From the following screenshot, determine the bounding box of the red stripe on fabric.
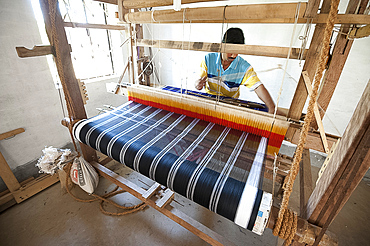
[129,96,284,149]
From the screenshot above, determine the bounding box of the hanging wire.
[215,5,229,109]
[272,2,301,120]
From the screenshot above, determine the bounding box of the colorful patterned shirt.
[200,53,262,98]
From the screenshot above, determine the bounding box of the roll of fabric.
[74,101,272,234]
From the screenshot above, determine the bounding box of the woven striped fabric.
[73,101,272,234]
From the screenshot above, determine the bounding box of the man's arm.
[254,84,276,114]
[195,76,207,90]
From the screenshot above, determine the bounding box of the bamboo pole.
[64,22,126,30]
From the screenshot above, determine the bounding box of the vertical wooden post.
[312,0,369,129]
[285,0,331,140]
[299,148,313,218]
[306,81,370,243]
[0,152,21,193]
[38,0,97,162]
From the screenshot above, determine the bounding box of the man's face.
[221,53,238,63]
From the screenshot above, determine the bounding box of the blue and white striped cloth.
[73,101,272,233]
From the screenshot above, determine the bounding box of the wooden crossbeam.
[16,45,54,58]
[136,39,308,60]
[302,71,330,153]
[64,22,126,30]
[125,3,307,23]
[97,0,223,8]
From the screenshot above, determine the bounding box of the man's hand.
[195,77,207,90]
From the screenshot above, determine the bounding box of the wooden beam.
[306,81,370,228]
[92,161,235,246]
[299,148,313,218]
[94,0,223,8]
[0,128,25,141]
[314,0,369,129]
[16,45,54,58]
[12,174,60,203]
[349,24,370,38]
[64,22,126,30]
[125,3,307,23]
[38,0,97,162]
[302,71,330,153]
[304,0,321,18]
[285,0,331,140]
[93,161,337,245]
[136,39,308,60]
[286,124,339,153]
[123,0,223,9]
[0,152,21,193]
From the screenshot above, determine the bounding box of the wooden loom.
[16,0,370,245]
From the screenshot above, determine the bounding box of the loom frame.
[26,0,370,245]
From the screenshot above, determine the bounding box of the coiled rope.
[65,163,147,216]
[273,0,340,244]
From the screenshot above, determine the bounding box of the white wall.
[0,0,125,184]
[142,0,370,136]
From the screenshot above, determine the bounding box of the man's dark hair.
[222,28,245,44]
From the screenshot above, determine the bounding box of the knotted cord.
[273,0,340,244]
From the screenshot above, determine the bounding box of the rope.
[273,0,340,244]
[65,163,147,216]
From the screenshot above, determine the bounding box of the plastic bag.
[70,156,99,194]
[36,146,77,175]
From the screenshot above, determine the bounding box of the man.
[195,28,277,114]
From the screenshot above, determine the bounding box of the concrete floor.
[0,149,369,246]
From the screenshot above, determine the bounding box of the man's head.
[222,28,245,45]
[221,28,244,63]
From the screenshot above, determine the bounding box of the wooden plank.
[0,128,25,141]
[12,173,60,203]
[125,3,307,23]
[142,183,161,199]
[304,0,321,18]
[123,0,223,9]
[349,24,370,38]
[138,14,370,24]
[137,39,308,60]
[0,152,21,193]
[39,0,97,162]
[156,188,175,208]
[306,81,370,225]
[299,148,313,218]
[94,0,223,8]
[64,22,126,30]
[314,0,369,129]
[287,124,339,153]
[16,45,53,58]
[302,71,330,153]
[91,161,234,246]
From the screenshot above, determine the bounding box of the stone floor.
[0,149,369,246]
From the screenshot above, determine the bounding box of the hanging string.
[273,0,340,244]
[298,18,313,66]
[273,2,301,120]
[215,5,228,109]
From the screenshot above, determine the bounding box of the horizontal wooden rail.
[136,39,308,59]
[95,0,222,8]
[16,45,53,58]
[64,22,126,30]
[125,3,307,23]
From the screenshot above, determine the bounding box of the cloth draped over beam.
[73,101,272,234]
